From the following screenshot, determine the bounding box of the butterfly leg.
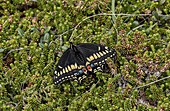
[77,75,86,85]
[95,64,110,73]
[90,71,98,83]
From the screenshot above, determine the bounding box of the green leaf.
[61,45,68,51]
[44,33,50,41]
[31,27,39,32]
[0,48,5,53]
[17,28,24,36]
[44,27,51,33]
[39,43,44,48]
[160,0,166,5]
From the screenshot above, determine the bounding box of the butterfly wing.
[77,43,116,72]
[53,48,85,84]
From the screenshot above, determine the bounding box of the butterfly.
[53,43,116,84]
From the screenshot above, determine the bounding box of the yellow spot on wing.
[105,50,109,53]
[74,63,78,68]
[68,65,71,71]
[102,51,106,55]
[93,53,98,59]
[96,53,101,58]
[58,65,62,68]
[62,68,65,73]
[60,71,62,75]
[65,67,69,73]
[87,57,91,61]
[57,73,60,77]
[99,52,103,56]
[89,55,94,61]
[55,71,57,74]
[86,62,90,66]
[71,64,75,70]
[98,46,101,51]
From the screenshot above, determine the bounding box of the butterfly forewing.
[54,48,85,84]
[76,43,104,57]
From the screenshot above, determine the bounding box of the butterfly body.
[53,43,116,84]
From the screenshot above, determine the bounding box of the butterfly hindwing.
[77,43,116,72]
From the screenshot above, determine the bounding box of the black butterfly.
[53,43,116,84]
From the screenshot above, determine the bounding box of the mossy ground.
[0,0,170,111]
